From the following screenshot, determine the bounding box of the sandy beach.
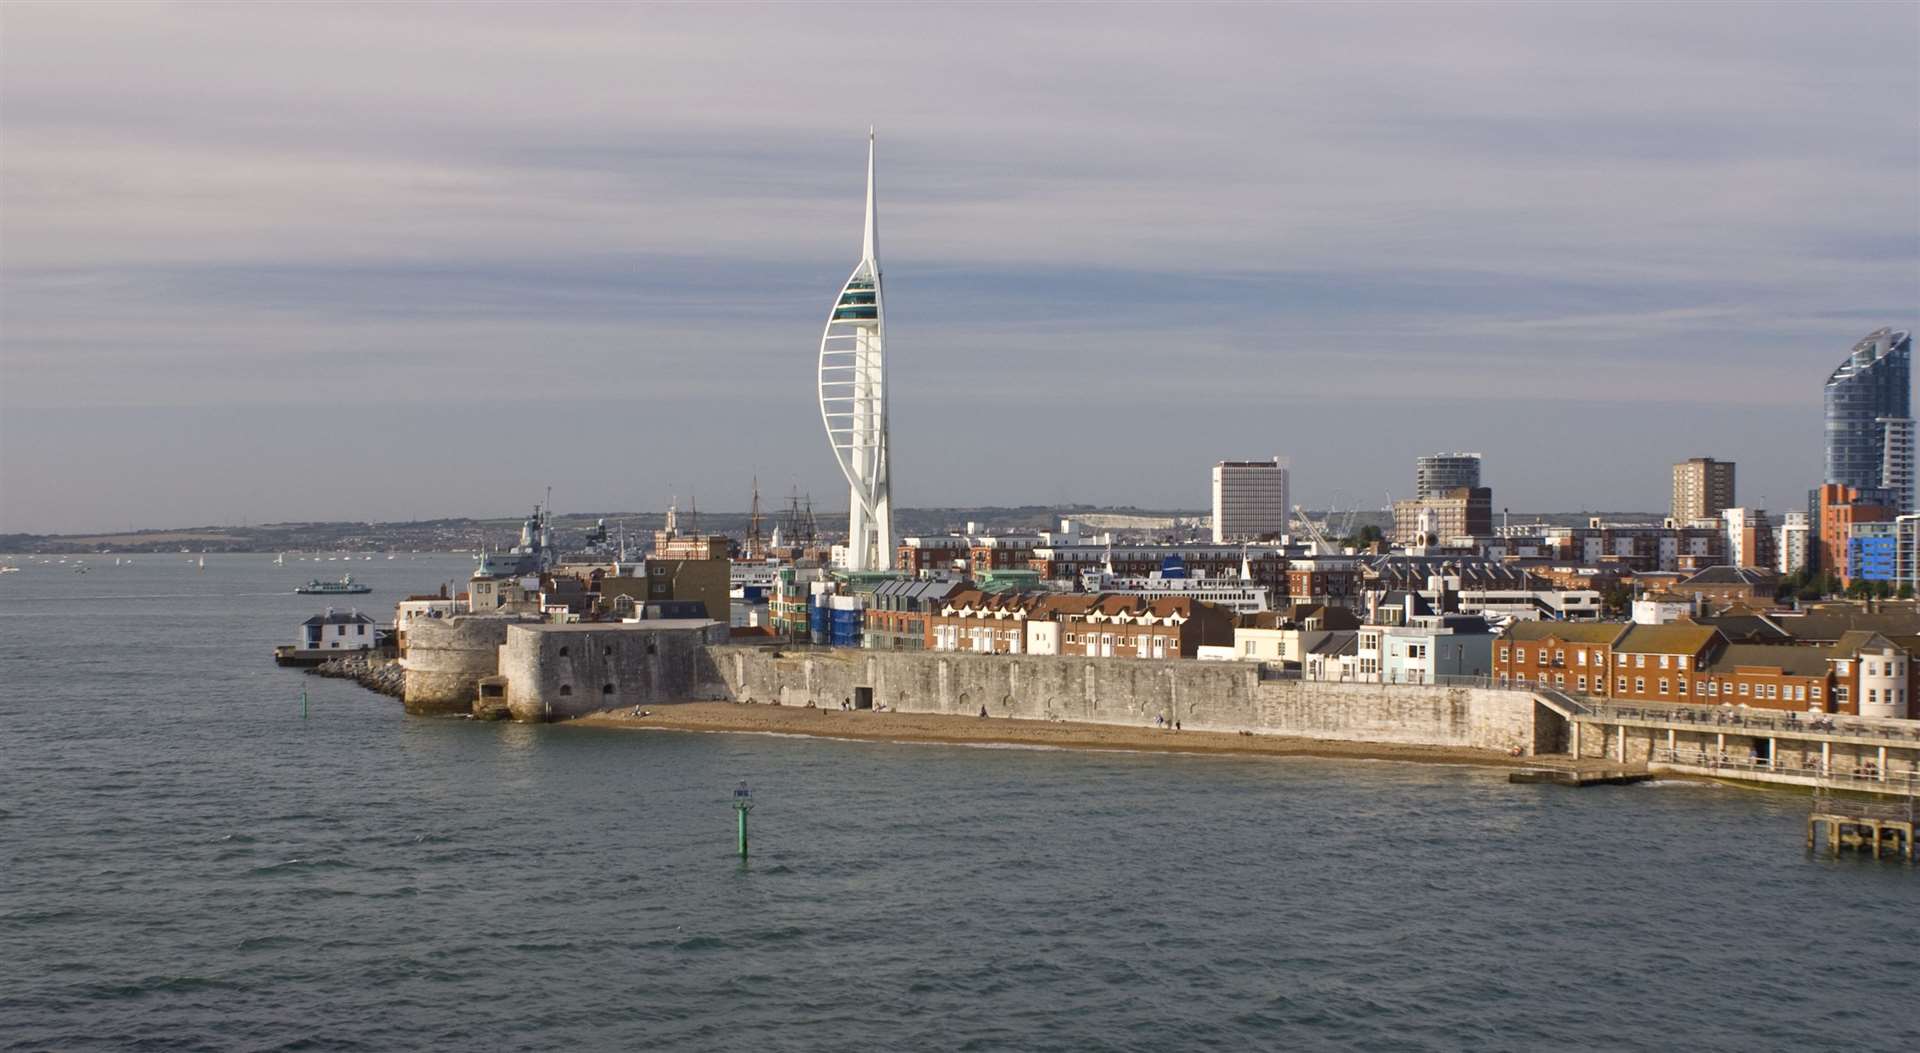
[571,702,1543,768]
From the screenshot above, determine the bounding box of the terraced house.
[927,590,1235,660]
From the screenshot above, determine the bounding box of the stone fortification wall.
[705,647,1536,754]
[400,616,520,715]
[501,621,730,722]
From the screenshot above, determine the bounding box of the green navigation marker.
[732,780,753,859]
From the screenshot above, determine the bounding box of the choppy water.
[1,555,1913,1051]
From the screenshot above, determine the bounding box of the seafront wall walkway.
[1558,699,1920,798]
[699,647,1544,755]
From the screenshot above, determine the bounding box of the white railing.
[1650,747,1920,795]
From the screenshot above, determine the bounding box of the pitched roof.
[1704,644,1830,678]
[1681,565,1779,586]
[1501,621,1627,645]
[1308,631,1358,656]
[1830,630,1898,657]
[1769,612,1920,642]
[302,610,375,626]
[1614,623,1723,655]
[1696,613,1792,643]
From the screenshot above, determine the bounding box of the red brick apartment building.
[1495,622,1626,696]
[1607,624,1722,703]
[1493,620,1916,718]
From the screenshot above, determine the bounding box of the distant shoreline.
[572,702,1544,769]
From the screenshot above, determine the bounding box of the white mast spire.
[863,126,878,265]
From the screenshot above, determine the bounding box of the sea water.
[1,556,1913,1051]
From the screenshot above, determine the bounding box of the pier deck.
[1808,792,1916,860]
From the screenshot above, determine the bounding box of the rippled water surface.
[1,556,1914,1051]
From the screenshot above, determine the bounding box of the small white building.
[395,596,460,647]
[1631,592,1695,625]
[299,609,377,651]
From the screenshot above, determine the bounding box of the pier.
[1538,694,1920,799]
[1807,791,1916,860]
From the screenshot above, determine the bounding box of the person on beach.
[1155,715,1164,729]
[1174,720,1181,732]
[979,705,988,718]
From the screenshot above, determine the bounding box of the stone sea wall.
[700,647,1537,754]
[499,621,732,722]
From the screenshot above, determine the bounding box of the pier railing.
[1651,746,1920,795]
[1579,700,1920,743]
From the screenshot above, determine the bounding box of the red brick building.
[1817,483,1894,584]
[1494,622,1627,694]
[1604,624,1722,703]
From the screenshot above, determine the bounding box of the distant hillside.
[0,506,1665,554]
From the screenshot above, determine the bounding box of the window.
[1678,679,1689,695]
[559,685,573,696]
[558,646,569,657]
[1812,686,1822,700]
[1499,647,1510,662]
[1577,676,1588,691]
[1617,677,1627,692]
[1708,681,1719,696]
[602,684,614,695]
[1634,677,1645,692]
[1554,650,1564,663]
[1576,651,1587,666]
[1554,674,1565,687]
[1538,649,1548,662]
[356,624,366,635]
[1658,655,1669,669]
[1635,654,1646,668]
[1676,656,1687,671]
[1658,679,1669,695]
[1738,683,1749,696]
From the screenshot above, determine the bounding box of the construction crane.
[1291,504,1337,554]
[1325,490,1359,540]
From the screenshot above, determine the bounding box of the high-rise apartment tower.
[1672,458,1735,522]
[1825,328,1912,506]
[1415,453,1482,500]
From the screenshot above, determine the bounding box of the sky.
[2,2,1916,535]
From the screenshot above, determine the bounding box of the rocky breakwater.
[310,652,404,699]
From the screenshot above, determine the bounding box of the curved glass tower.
[817,131,893,571]
[1824,327,1912,495]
